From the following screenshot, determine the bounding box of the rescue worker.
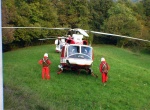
[39,53,51,80]
[99,57,110,86]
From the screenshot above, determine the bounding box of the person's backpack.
[102,63,108,73]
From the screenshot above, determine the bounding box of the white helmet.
[44,53,48,57]
[101,57,105,61]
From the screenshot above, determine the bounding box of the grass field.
[3,44,150,110]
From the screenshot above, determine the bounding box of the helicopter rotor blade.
[72,28,89,37]
[38,38,57,40]
[43,27,70,30]
[57,36,67,39]
[45,38,56,40]
[91,31,150,43]
[3,27,149,42]
[38,36,67,40]
[2,27,43,29]
[2,27,70,30]
[2,27,69,40]
[38,38,47,41]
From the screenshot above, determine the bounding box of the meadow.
[3,44,150,110]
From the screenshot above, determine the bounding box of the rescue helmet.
[44,53,48,57]
[101,57,105,61]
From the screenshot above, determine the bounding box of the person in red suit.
[39,53,51,80]
[99,57,110,86]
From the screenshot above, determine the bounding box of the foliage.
[102,2,144,47]
[2,0,59,46]
[2,0,16,44]
[141,0,150,17]
[89,0,114,31]
[48,0,90,29]
[2,0,150,50]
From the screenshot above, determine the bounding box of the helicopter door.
[61,46,65,57]
[60,46,65,63]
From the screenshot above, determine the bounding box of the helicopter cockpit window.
[68,45,92,59]
[81,46,92,57]
[68,45,80,56]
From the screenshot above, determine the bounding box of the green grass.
[3,44,150,110]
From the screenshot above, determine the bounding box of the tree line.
[2,0,150,51]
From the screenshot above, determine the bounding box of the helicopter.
[2,27,95,75]
[55,28,94,75]
[2,27,150,75]
[48,28,150,75]
[47,28,150,75]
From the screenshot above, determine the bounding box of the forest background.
[2,0,150,52]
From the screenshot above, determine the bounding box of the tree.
[140,0,150,40]
[54,1,69,27]
[4,0,59,46]
[89,0,114,31]
[56,0,90,29]
[103,3,143,47]
[2,0,16,44]
[141,0,150,17]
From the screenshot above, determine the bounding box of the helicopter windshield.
[68,45,79,55]
[68,45,92,59]
[81,46,92,56]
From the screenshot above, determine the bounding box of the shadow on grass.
[4,85,50,110]
[59,69,92,77]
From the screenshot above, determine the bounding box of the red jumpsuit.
[39,57,51,80]
[99,61,109,83]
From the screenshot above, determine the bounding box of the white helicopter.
[2,27,150,75]
[53,28,150,75]
[55,28,94,75]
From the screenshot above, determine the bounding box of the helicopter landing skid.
[57,65,63,74]
[57,69,63,74]
[91,73,98,78]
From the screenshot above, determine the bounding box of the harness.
[42,58,49,67]
[102,62,108,73]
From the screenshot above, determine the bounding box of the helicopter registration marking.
[61,58,66,63]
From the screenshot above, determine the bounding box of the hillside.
[3,0,150,51]
[3,44,150,110]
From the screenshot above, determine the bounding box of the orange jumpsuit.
[39,57,51,80]
[99,61,109,83]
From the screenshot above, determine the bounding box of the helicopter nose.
[67,59,93,66]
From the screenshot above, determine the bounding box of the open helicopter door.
[55,37,66,52]
[60,45,67,64]
[58,45,68,71]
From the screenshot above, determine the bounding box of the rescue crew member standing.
[39,53,51,80]
[99,57,110,86]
